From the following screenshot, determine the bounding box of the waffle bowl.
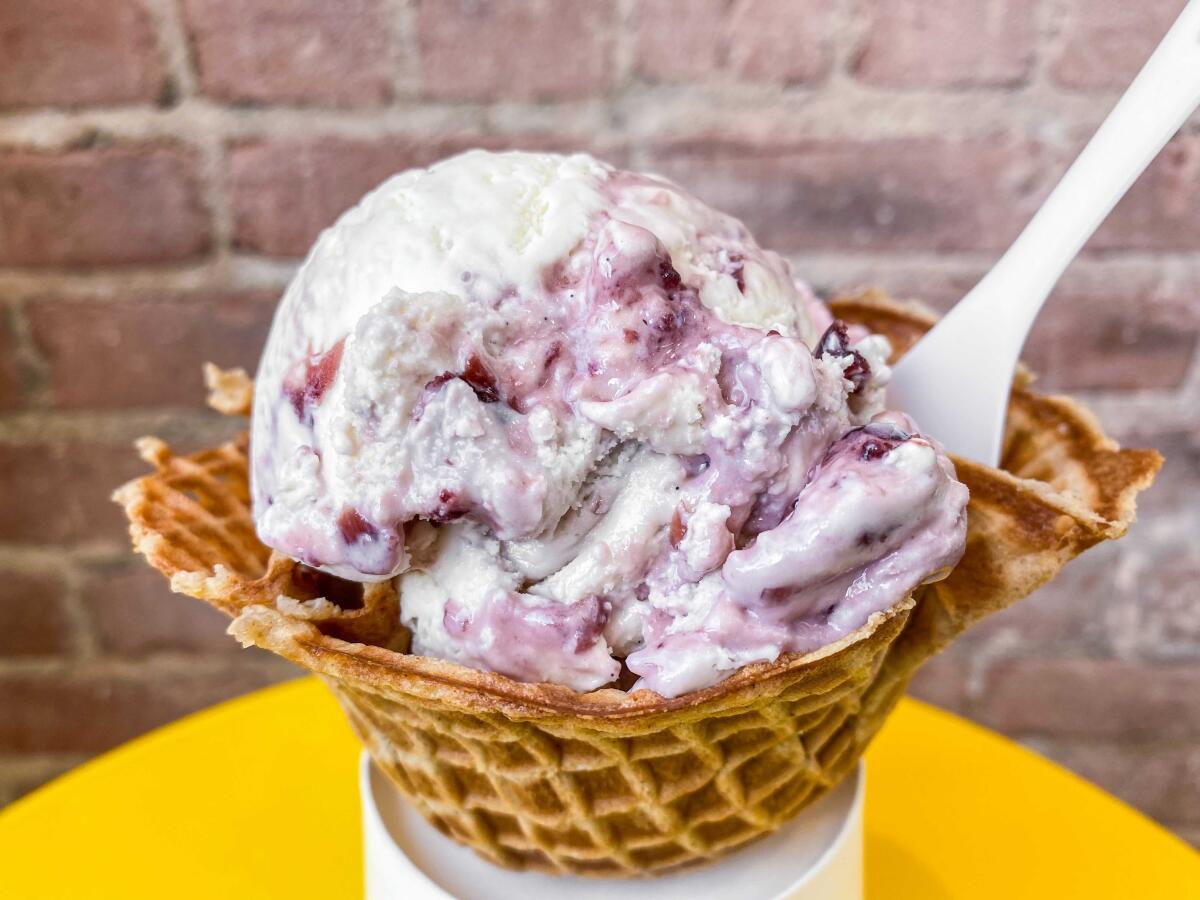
[114,292,1160,877]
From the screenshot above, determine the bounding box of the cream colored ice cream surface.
[251,150,967,697]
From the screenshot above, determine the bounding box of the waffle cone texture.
[115,293,1161,876]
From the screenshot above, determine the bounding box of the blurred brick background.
[0,0,1197,846]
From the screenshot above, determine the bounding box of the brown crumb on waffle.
[113,291,1161,877]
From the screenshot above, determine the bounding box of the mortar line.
[142,0,200,101]
[0,297,51,408]
[58,560,101,660]
[383,0,420,100]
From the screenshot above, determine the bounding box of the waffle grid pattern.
[117,437,268,588]
[114,294,1160,877]
[115,404,919,875]
[334,650,891,875]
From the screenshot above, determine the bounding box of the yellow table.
[1,679,1195,898]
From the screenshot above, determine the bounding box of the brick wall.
[0,0,1196,845]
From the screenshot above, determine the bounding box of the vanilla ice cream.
[251,150,968,697]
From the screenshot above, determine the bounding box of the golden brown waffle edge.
[112,291,1161,876]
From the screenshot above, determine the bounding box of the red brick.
[1133,547,1200,662]
[228,135,620,258]
[854,0,1035,88]
[27,292,276,409]
[726,0,831,84]
[976,659,1200,740]
[1106,430,1198,530]
[0,441,152,546]
[947,555,1122,658]
[1147,433,1200,506]
[1090,134,1200,252]
[416,0,616,101]
[907,653,972,714]
[228,137,441,257]
[0,0,166,109]
[1093,433,1200,661]
[181,0,391,107]
[0,571,72,657]
[1024,282,1198,391]
[646,136,1056,254]
[0,417,253,548]
[84,564,238,655]
[1050,0,1180,90]
[0,315,22,409]
[635,0,726,82]
[0,144,211,268]
[0,664,295,754]
[1034,739,1200,826]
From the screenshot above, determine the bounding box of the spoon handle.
[891,0,1200,464]
[971,0,1200,343]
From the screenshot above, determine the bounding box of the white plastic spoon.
[888,0,1200,466]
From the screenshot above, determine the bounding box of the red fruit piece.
[819,422,911,468]
[658,258,683,292]
[337,508,378,545]
[285,338,346,421]
[420,354,517,414]
[553,595,610,653]
[461,354,501,404]
[816,320,871,395]
[669,509,687,547]
[428,488,468,523]
[859,440,889,461]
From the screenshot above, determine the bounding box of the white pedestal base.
[361,754,864,900]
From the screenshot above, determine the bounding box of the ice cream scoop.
[251,150,968,696]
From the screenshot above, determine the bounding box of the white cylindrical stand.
[361,754,864,900]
